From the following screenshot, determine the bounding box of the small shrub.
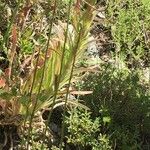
[106,0,150,68]
[65,108,112,150]
[79,63,150,149]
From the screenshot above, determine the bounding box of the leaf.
[4,68,11,77]
[8,24,18,78]
[11,24,17,50]
[103,116,111,124]
[70,90,93,95]
[0,99,7,112]
[0,77,6,88]
[0,89,13,100]
[52,99,90,110]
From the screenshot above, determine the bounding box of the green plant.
[106,0,150,68]
[65,108,112,150]
[0,0,97,149]
[79,63,150,149]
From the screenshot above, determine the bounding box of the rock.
[87,36,99,57]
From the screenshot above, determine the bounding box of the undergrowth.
[0,0,149,150]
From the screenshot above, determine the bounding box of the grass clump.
[0,0,97,149]
[65,108,112,150]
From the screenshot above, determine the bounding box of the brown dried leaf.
[70,90,93,95]
[0,77,6,88]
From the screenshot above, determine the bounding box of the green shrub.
[106,0,150,68]
[79,64,150,149]
[65,108,112,150]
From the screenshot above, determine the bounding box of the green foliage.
[0,0,97,148]
[65,108,112,150]
[106,0,150,67]
[0,0,149,149]
[20,0,96,116]
[79,63,150,149]
[0,0,96,116]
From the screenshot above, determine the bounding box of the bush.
[106,0,150,68]
[65,108,112,150]
[79,63,150,149]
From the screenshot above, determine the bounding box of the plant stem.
[1,0,21,52]
[59,29,82,150]
[40,0,73,149]
[26,0,57,149]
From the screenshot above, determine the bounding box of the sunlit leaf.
[70,90,93,95]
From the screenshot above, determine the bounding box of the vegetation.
[0,0,149,149]
[78,64,149,149]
